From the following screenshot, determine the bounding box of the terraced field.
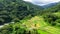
[20,16,60,34]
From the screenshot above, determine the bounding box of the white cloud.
[23,0,32,2]
[23,0,60,6]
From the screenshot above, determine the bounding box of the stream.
[0,22,14,28]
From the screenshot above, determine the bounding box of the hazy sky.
[23,0,60,6]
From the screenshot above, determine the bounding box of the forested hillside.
[42,3,60,26]
[0,0,43,25]
[0,0,60,34]
[42,3,58,8]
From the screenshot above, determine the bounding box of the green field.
[20,16,60,34]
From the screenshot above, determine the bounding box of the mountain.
[1,0,60,34]
[41,2,60,26]
[43,2,60,13]
[0,0,43,25]
[1,6,60,34]
[42,3,58,8]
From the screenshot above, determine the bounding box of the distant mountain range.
[42,3,58,8]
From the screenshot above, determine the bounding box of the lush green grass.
[0,15,60,34]
[20,16,60,34]
[37,30,48,34]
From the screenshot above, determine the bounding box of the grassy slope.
[20,16,60,34]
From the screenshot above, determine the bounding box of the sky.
[23,0,60,6]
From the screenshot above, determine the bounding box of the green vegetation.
[0,0,60,34]
[1,16,60,34]
[0,0,43,25]
[0,16,49,34]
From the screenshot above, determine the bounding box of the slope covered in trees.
[0,0,43,25]
[0,0,60,34]
[42,3,60,26]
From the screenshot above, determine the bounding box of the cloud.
[23,0,60,6]
[23,0,32,2]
